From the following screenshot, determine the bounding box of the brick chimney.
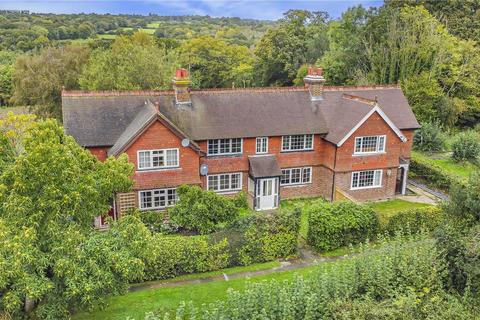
[172,68,191,105]
[304,67,326,101]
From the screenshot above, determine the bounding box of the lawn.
[412,151,478,179]
[369,199,433,226]
[72,262,332,320]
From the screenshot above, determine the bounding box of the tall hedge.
[307,201,379,251]
[385,206,445,235]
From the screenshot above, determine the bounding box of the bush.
[451,131,480,161]
[410,152,463,192]
[168,185,240,234]
[214,209,301,266]
[136,210,179,234]
[413,121,447,152]
[143,234,230,281]
[385,206,445,235]
[307,201,379,251]
[446,171,480,222]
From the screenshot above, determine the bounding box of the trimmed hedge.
[143,234,229,281]
[214,209,301,266]
[410,152,463,192]
[307,201,379,251]
[385,206,446,235]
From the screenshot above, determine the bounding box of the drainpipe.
[330,145,338,202]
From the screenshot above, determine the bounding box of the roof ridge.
[341,93,377,105]
[62,84,401,97]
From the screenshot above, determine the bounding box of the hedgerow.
[385,206,446,235]
[307,201,379,251]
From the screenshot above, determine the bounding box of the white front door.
[257,178,278,210]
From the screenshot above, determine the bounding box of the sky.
[0,1,383,20]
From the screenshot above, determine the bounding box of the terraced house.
[62,68,420,227]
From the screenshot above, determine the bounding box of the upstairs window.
[351,170,382,189]
[354,136,386,154]
[138,148,179,170]
[281,167,312,186]
[207,172,242,192]
[207,138,243,156]
[256,137,268,154]
[281,134,314,152]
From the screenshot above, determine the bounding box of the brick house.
[62,68,419,226]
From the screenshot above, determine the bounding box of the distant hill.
[0,12,277,51]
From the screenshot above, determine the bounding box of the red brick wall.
[124,120,201,190]
[88,147,109,161]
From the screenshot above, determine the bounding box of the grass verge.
[369,199,433,227]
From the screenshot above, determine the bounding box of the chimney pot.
[172,68,191,105]
[304,66,326,101]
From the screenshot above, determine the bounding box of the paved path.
[130,247,349,292]
[409,180,449,201]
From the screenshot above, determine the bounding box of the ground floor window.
[351,170,382,190]
[139,188,177,210]
[280,167,312,186]
[207,172,242,192]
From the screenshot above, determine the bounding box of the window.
[207,138,243,155]
[137,149,179,170]
[354,136,386,154]
[139,188,177,210]
[281,134,314,151]
[207,173,242,192]
[351,170,382,189]
[256,137,268,154]
[281,167,312,185]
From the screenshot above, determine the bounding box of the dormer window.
[354,136,386,155]
[137,148,179,170]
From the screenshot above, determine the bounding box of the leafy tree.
[11,44,90,119]
[451,131,480,162]
[168,185,239,234]
[79,31,177,90]
[178,36,254,88]
[0,51,16,106]
[413,121,447,152]
[254,10,330,86]
[446,170,480,222]
[0,114,140,318]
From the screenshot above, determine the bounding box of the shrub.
[446,171,480,222]
[410,152,463,192]
[385,206,445,235]
[232,191,248,209]
[143,234,230,281]
[214,209,301,266]
[168,185,239,234]
[413,121,447,152]
[136,210,179,234]
[307,201,379,251]
[451,131,480,161]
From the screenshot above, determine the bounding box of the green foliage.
[307,201,379,251]
[451,131,480,162]
[0,115,136,318]
[410,151,464,192]
[178,36,254,88]
[413,121,447,152]
[152,235,479,320]
[232,191,248,209]
[446,171,480,222]
[385,206,445,235]
[168,185,240,234]
[135,209,179,234]
[79,31,177,90]
[143,234,230,281]
[12,44,90,119]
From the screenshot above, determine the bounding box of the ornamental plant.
[451,131,480,162]
[307,201,379,251]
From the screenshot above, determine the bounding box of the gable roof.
[62,85,420,148]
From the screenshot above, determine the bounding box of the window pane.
[231,138,242,153]
[140,191,152,208]
[290,135,304,150]
[138,151,150,169]
[282,136,290,150]
[378,136,385,152]
[256,137,267,153]
[355,138,362,153]
[352,172,359,188]
[302,168,311,183]
[208,140,218,155]
[374,170,382,186]
[291,168,301,183]
[219,174,230,190]
[167,189,177,206]
[166,149,178,166]
[208,175,218,191]
[305,135,313,149]
[281,169,290,185]
[231,173,240,189]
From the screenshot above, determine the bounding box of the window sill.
[352,152,386,157]
[281,182,312,188]
[350,185,382,191]
[210,190,242,195]
[206,154,243,158]
[136,167,181,173]
[280,149,314,153]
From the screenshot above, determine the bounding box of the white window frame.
[350,170,383,190]
[207,138,243,156]
[280,167,312,186]
[138,188,178,210]
[256,137,268,154]
[137,148,179,170]
[354,135,386,155]
[281,134,314,152]
[207,172,243,193]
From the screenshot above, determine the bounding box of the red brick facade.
[87,111,415,211]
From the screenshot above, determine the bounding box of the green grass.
[72,262,333,320]
[413,151,477,179]
[97,34,117,39]
[369,199,433,226]
[147,22,160,28]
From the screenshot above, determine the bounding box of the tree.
[79,31,177,90]
[254,10,330,86]
[11,44,90,119]
[178,36,254,88]
[0,51,16,106]
[0,114,143,318]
